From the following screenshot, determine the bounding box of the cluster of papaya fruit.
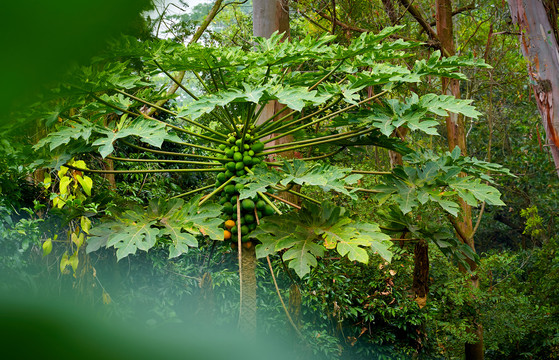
[215,127,275,245]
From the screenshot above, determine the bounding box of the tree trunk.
[412,240,429,308]
[239,245,257,336]
[436,0,482,358]
[507,0,559,177]
[235,0,291,336]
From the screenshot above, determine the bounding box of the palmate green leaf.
[280,160,361,199]
[237,166,282,200]
[375,148,506,216]
[176,197,224,241]
[92,117,169,158]
[419,94,482,118]
[34,118,94,151]
[251,202,392,278]
[106,221,159,260]
[87,197,223,260]
[266,85,326,111]
[413,51,490,80]
[353,223,393,261]
[366,93,480,137]
[87,206,161,260]
[447,177,506,206]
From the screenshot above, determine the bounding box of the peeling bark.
[508,0,559,177]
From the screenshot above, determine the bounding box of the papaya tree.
[33,26,509,335]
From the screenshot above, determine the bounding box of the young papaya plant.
[33,26,508,333]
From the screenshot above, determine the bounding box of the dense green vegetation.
[1,1,558,359]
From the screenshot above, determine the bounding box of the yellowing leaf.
[76,175,93,196]
[80,216,92,234]
[59,176,71,195]
[42,239,53,256]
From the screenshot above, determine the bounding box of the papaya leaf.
[280,160,361,199]
[93,117,169,158]
[237,166,282,200]
[447,177,506,206]
[252,202,392,278]
[87,197,223,259]
[34,119,94,151]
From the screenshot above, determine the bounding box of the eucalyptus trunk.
[507,0,559,178]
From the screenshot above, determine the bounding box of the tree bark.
[235,0,292,336]
[239,245,257,336]
[436,1,482,358]
[412,240,429,308]
[507,0,559,177]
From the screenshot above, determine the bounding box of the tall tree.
[436,2,482,359]
[507,0,559,178]
[235,0,292,337]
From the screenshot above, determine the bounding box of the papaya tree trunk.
[239,245,257,336]
[235,0,291,336]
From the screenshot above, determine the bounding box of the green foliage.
[87,196,223,260]
[251,202,392,277]
[375,146,507,216]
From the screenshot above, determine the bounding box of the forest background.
[0,0,558,359]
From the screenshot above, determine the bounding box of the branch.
[149,0,224,115]
[428,2,476,27]
[447,215,471,244]
[397,0,443,50]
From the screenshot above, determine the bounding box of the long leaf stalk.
[252,104,292,133]
[199,176,235,206]
[263,192,301,210]
[151,64,236,133]
[271,185,321,205]
[205,68,240,128]
[262,147,345,166]
[193,71,213,93]
[120,140,223,161]
[344,186,382,193]
[308,59,345,91]
[218,68,228,91]
[264,91,389,144]
[255,95,343,139]
[152,59,199,100]
[169,184,215,200]
[258,191,282,215]
[351,170,391,175]
[251,103,271,128]
[263,129,360,150]
[296,147,345,161]
[92,93,229,145]
[168,140,226,154]
[205,61,221,92]
[106,155,221,166]
[260,127,375,156]
[63,163,225,174]
[115,89,226,139]
[193,73,239,134]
